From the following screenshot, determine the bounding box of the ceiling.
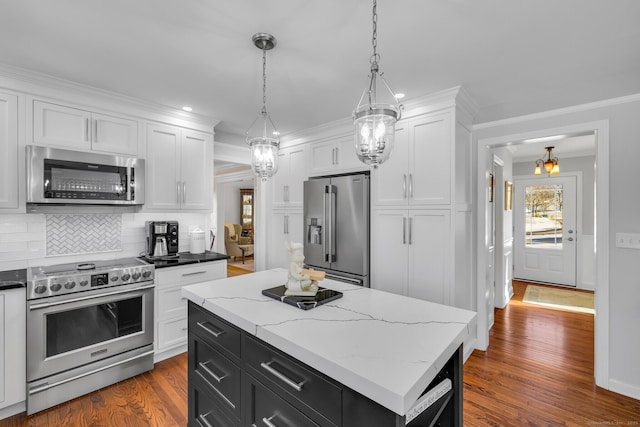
[1,1,640,142]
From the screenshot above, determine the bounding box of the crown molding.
[0,62,220,131]
[473,92,640,131]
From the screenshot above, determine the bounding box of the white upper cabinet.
[309,135,364,175]
[0,92,18,209]
[272,145,308,207]
[33,100,139,156]
[146,123,213,212]
[268,210,303,269]
[373,112,452,207]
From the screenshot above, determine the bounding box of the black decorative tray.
[262,285,343,310]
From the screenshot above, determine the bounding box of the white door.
[180,130,212,211]
[513,176,577,286]
[146,124,181,210]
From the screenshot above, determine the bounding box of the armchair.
[224,223,254,263]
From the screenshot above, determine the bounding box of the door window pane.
[524,184,563,248]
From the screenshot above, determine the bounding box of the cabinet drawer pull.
[182,271,206,277]
[196,413,214,427]
[260,361,305,392]
[199,361,227,383]
[196,370,236,409]
[197,321,225,338]
[262,415,277,427]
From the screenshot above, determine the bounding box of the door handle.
[567,237,574,242]
[403,217,407,244]
[403,174,407,198]
[409,173,413,199]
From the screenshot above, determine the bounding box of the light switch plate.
[615,233,640,249]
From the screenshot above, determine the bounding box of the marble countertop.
[181,268,476,416]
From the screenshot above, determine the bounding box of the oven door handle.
[28,350,155,395]
[28,284,155,310]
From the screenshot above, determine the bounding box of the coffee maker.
[145,221,179,258]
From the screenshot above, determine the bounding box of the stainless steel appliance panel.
[27,283,154,382]
[331,174,369,276]
[26,145,145,206]
[304,173,369,285]
[303,178,331,270]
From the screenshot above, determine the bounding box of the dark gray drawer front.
[190,303,241,360]
[247,375,320,427]
[192,336,242,420]
[190,376,239,427]
[245,336,341,425]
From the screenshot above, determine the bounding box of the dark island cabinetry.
[188,302,462,427]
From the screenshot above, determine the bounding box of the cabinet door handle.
[196,413,214,427]
[262,415,277,427]
[335,147,339,164]
[182,182,187,204]
[199,361,227,383]
[403,217,407,245]
[196,321,225,338]
[182,271,206,277]
[410,173,414,198]
[260,361,305,392]
[85,118,89,142]
[403,174,407,198]
[283,185,289,202]
[94,119,98,142]
[176,182,181,204]
[409,217,413,245]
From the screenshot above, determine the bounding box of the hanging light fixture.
[353,0,403,168]
[534,146,560,175]
[246,33,280,181]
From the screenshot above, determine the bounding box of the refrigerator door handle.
[326,185,337,263]
[324,185,330,262]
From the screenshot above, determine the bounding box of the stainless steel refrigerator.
[303,173,370,287]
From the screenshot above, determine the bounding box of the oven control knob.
[50,283,62,292]
[34,285,47,294]
[64,281,76,290]
[132,272,141,280]
[142,270,152,279]
[121,273,131,281]
[110,275,119,282]
[79,280,89,287]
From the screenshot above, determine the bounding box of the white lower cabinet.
[267,210,303,269]
[371,209,451,305]
[0,288,26,416]
[154,261,226,362]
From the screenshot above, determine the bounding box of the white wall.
[473,94,640,401]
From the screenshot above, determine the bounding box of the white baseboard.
[0,401,25,421]
[609,378,640,401]
[153,344,187,363]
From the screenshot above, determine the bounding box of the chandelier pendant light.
[353,0,403,168]
[246,33,280,181]
[534,146,560,175]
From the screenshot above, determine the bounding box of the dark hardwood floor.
[3,275,639,426]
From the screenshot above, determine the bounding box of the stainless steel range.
[26,258,155,415]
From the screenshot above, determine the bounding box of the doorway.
[476,120,610,388]
[513,175,579,287]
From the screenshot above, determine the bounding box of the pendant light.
[353,0,403,168]
[534,146,560,175]
[246,33,280,181]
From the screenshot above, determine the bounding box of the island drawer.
[190,335,242,420]
[190,374,239,427]
[245,336,341,426]
[189,303,241,360]
[246,374,320,427]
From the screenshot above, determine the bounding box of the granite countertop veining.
[181,268,476,416]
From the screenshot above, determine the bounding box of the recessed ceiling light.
[182,106,193,112]
[394,93,405,100]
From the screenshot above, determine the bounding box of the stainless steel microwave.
[26,145,145,206]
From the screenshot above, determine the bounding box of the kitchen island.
[182,269,476,426]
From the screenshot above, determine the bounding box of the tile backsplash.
[46,214,122,256]
[0,211,211,271]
